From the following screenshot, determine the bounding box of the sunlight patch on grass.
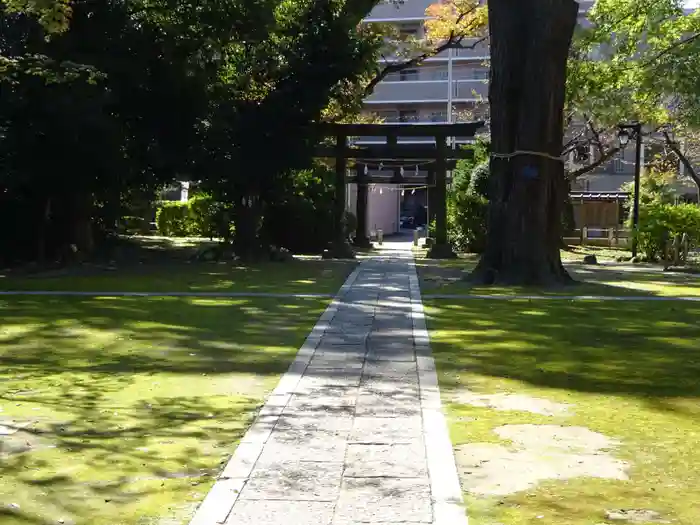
[0,295,327,525]
[425,299,700,525]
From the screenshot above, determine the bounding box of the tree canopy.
[0,0,388,263]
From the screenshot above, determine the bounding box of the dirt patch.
[454,392,572,417]
[0,420,47,457]
[456,424,628,496]
[605,509,671,523]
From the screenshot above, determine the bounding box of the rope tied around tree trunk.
[491,150,565,163]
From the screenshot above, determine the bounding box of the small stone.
[583,254,598,264]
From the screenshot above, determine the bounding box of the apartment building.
[361,0,491,136]
[356,0,697,232]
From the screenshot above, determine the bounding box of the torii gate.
[314,121,484,258]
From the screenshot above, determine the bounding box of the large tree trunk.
[233,195,264,262]
[471,0,579,286]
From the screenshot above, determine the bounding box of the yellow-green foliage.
[156,195,231,238]
[637,202,700,260]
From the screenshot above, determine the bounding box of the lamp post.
[617,122,643,258]
[447,46,453,130]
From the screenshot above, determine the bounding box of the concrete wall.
[346,183,400,237]
[368,184,400,236]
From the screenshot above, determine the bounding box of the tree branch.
[663,130,700,190]
[585,117,606,158]
[363,35,486,96]
[568,146,621,180]
[363,4,486,97]
[643,31,700,68]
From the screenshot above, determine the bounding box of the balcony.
[365,79,488,104]
[427,41,491,61]
[350,119,484,145]
[380,41,491,63]
[364,0,434,22]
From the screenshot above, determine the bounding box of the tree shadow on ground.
[425,299,700,408]
[0,257,357,295]
[416,257,700,297]
[0,295,329,524]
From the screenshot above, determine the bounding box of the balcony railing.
[379,44,491,63]
[364,0,435,21]
[365,79,488,104]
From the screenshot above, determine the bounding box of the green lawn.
[0,259,356,294]
[0,295,329,524]
[425,298,700,525]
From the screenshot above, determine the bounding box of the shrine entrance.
[314,122,484,259]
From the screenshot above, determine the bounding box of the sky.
[685,0,700,8]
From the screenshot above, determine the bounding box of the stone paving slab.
[189,242,467,525]
[255,434,349,465]
[345,441,428,478]
[349,416,423,444]
[225,501,336,525]
[239,461,344,501]
[333,477,432,524]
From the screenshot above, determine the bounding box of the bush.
[468,161,490,198]
[447,157,490,253]
[636,202,700,260]
[156,202,190,236]
[156,195,232,238]
[451,139,490,194]
[262,164,339,253]
[189,195,232,239]
[448,192,488,253]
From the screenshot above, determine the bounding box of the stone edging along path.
[0,291,334,298]
[422,294,700,301]
[2,291,699,302]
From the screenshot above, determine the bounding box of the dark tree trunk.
[233,195,264,262]
[471,0,579,286]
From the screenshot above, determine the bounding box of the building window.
[613,153,625,173]
[398,24,419,37]
[430,111,447,122]
[374,111,398,123]
[400,69,419,81]
[471,68,489,80]
[434,69,449,80]
[399,110,419,123]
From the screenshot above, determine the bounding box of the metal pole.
[447,47,453,132]
[446,47,455,186]
[631,124,642,258]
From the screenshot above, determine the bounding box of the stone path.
[189,240,466,525]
